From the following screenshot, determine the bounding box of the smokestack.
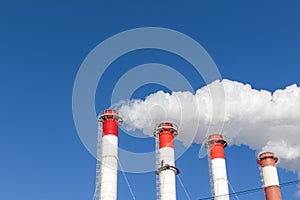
[257,152,282,200]
[155,122,179,200]
[206,134,229,200]
[98,109,122,200]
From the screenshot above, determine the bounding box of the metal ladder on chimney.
[93,125,102,200]
[155,135,161,200]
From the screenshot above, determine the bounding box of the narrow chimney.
[257,152,282,200]
[155,122,179,200]
[206,134,229,200]
[98,110,122,200]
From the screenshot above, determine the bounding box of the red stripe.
[210,143,225,159]
[259,158,276,167]
[257,152,278,167]
[264,185,282,200]
[102,119,118,137]
[159,132,174,148]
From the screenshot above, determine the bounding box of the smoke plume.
[115,79,300,183]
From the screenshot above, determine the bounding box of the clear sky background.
[1,1,300,200]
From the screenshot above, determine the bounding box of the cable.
[281,180,300,187]
[228,181,240,200]
[177,174,191,200]
[198,179,300,200]
[118,160,136,200]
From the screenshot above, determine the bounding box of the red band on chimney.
[264,186,282,200]
[208,134,226,160]
[159,132,174,149]
[257,152,278,167]
[100,110,120,137]
[102,119,118,137]
[210,143,225,159]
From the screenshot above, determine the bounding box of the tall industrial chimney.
[155,122,179,200]
[206,134,229,200]
[97,109,122,200]
[257,152,282,200]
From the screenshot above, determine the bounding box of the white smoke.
[114,79,300,184]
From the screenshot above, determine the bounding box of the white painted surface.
[100,135,118,200]
[262,166,279,187]
[159,147,175,166]
[210,158,229,200]
[159,146,176,200]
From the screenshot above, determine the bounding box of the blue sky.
[1,1,300,200]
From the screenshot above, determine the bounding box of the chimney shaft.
[257,152,282,200]
[155,122,179,200]
[206,134,229,200]
[98,110,122,200]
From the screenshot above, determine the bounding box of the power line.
[119,160,136,200]
[198,179,300,200]
[177,174,191,200]
[228,181,240,200]
[281,180,300,187]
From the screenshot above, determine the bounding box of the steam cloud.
[115,79,300,184]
